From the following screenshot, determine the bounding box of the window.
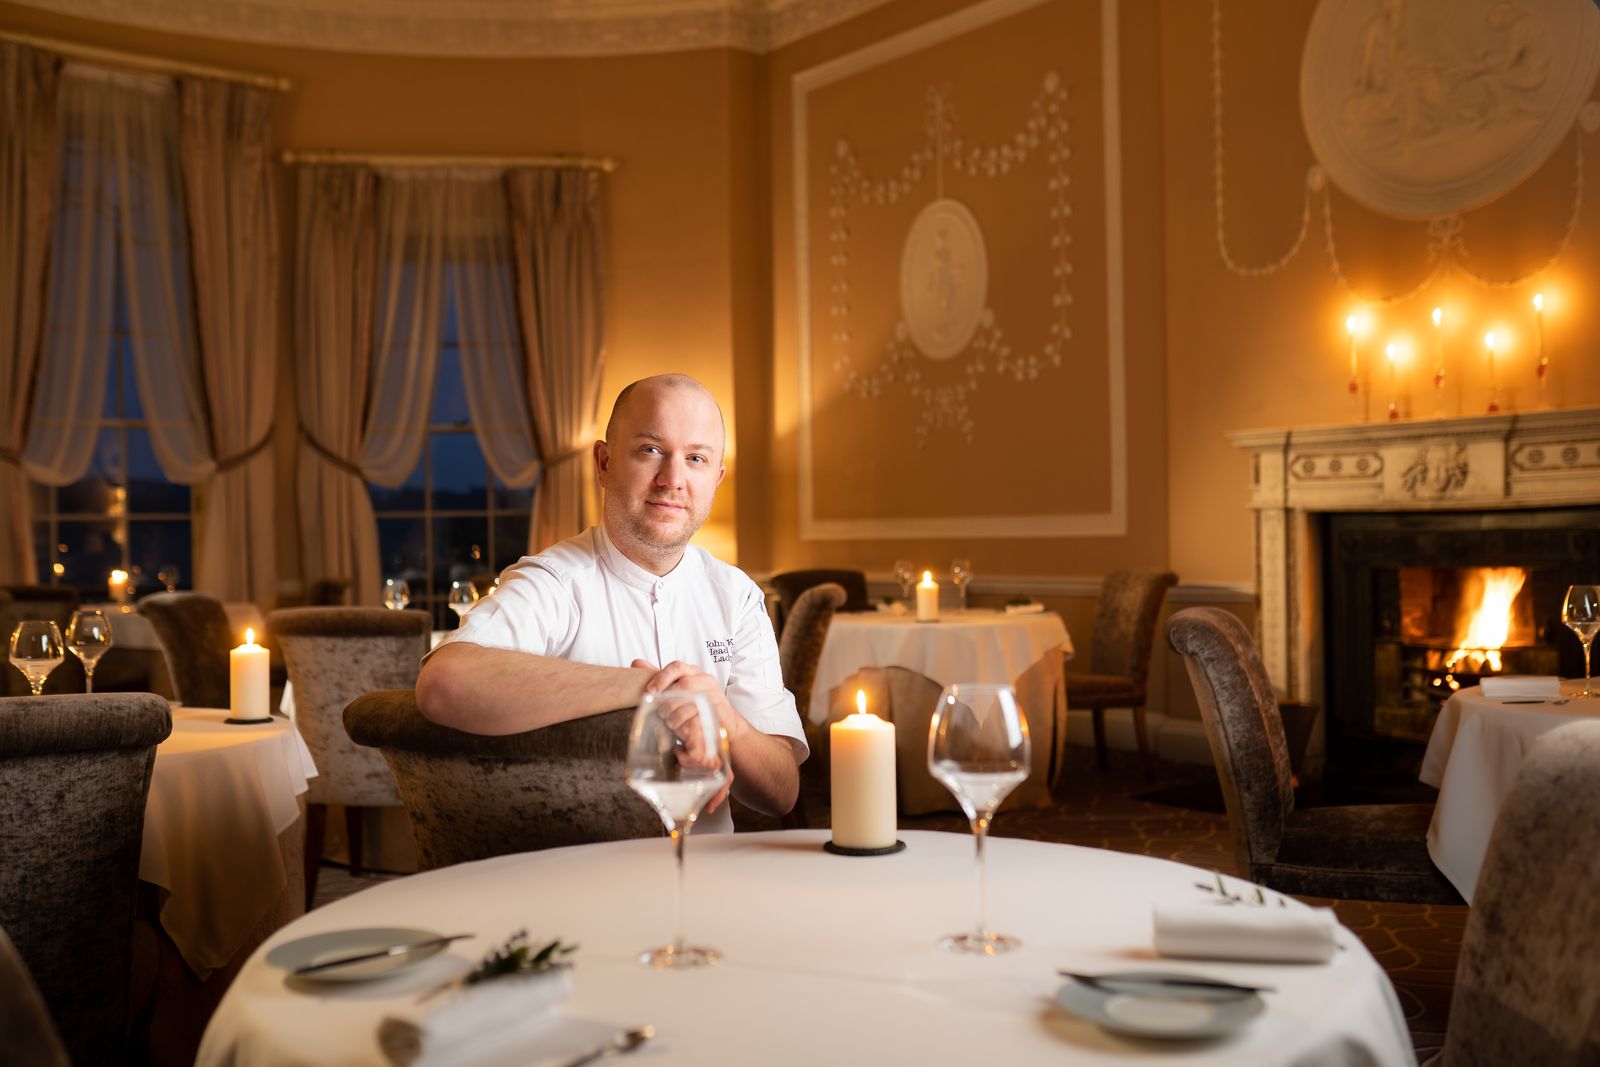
[369,294,532,629]
[31,269,194,597]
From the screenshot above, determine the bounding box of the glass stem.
[670,825,686,954]
[1584,639,1594,698]
[972,813,991,938]
[84,666,95,695]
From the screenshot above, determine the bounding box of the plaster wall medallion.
[1300,0,1600,219]
[898,198,989,361]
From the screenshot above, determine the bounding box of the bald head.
[604,374,725,450]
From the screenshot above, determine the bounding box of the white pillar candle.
[830,690,897,850]
[108,569,129,604]
[916,570,940,622]
[230,627,271,721]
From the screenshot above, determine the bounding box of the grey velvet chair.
[138,592,235,708]
[1167,607,1461,904]
[770,569,870,638]
[344,689,663,869]
[267,607,429,906]
[0,692,172,1066]
[0,926,69,1067]
[1434,722,1600,1067]
[777,582,848,830]
[1067,570,1177,774]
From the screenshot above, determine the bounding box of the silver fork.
[555,1026,654,1067]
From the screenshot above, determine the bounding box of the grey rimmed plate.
[1056,972,1266,1040]
[267,927,451,983]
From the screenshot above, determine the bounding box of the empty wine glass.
[383,578,411,611]
[447,580,479,621]
[1563,585,1599,697]
[9,620,65,697]
[894,559,916,602]
[626,690,730,969]
[928,682,1031,955]
[66,609,113,694]
[950,559,974,611]
[156,563,180,593]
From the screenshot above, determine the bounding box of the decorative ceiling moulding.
[11,0,893,57]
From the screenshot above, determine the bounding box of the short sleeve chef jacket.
[431,526,807,833]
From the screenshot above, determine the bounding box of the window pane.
[376,516,428,603]
[431,296,470,426]
[128,520,191,597]
[31,522,52,584]
[126,429,189,513]
[492,514,531,571]
[492,475,534,514]
[56,428,121,515]
[433,516,489,592]
[368,452,426,513]
[431,432,486,511]
[55,519,122,598]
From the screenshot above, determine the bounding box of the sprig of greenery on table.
[463,930,578,986]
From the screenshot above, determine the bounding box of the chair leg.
[304,802,326,911]
[1132,705,1154,778]
[345,806,365,878]
[1092,706,1109,771]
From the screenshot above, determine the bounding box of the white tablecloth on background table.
[106,601,267,651]
[198,829,1411,1067]
[143,707,319,975]
[1420,680,1600,903]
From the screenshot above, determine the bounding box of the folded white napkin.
[1479,675,1562,699]
[1153,903,1338,964]
[378,968,572,1067]
[875,601,910,616]
[1004,602,1045,615]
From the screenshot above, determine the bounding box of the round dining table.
[1419,679,1600,903]
[198,829,1412,1067]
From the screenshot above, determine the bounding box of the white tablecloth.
[1419,680,1600,903]
[144,707,319,974]
[199,830,1412,1067]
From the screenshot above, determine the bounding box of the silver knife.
[293,933,473,976]
[1058,970,1274,995]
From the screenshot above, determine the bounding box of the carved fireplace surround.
[1229,406,1600,706]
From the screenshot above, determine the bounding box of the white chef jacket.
[431,525,807,833]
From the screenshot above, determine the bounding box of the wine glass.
[156,563,180,592]
[928,682,1031,955]
[1563,585,1600,697]
[66,609,113,694]
[9,621,65,697]
[625,690,730,969]
[894,559,916,602]
[447,580,479,621]
[383,578,411,611]
[950,559,974,611]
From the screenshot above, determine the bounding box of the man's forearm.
[416,642,651,735]
[728,728,800,817]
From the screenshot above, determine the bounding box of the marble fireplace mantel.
[1228,406,1600,702]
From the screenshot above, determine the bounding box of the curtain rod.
[1,29,291,92]
[280,149,618,172]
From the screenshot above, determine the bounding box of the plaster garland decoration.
[829,73,1072,444]
[1212,0,1600,302]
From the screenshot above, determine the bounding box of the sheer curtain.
[0,43,59,583]
[180,78,279,604]
[506,167,606,553]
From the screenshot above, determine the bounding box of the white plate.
[266,927,452,983]
[1056,972,1265,1040]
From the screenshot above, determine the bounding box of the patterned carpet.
[315,745,1464,1061]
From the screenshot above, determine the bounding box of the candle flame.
[244,627,255,645]
[1386,342,1397,363]
[1432,307,1442,326]
[1345,314,1358,335]
[856,689,867,715]
[1533,293,1544,311]
[110,569,128,582]
[921,570,932,583]
[1484,332,1496,351]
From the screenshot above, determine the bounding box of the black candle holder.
[823,840,907,857]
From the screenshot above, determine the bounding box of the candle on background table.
[230,627,271,721]
[829,689,897,850]
[108,568,129,605]
[1484,331,1500,413]
[916,570,940,623]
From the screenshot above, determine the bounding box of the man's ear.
[593,440,610,486]
[716,462,726,487]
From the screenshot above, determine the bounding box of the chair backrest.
[1440,721,1600,1067]
[1166,607,1294,877]
[1089,570,1178,682]
[770,569,871,636]
[0,925,69,1067]
[778,582,847,721]
[267,607,430,808]
[306,577,351,606]
[344,689,663,870]
[138,592,234,707]
[0,692,172,1066]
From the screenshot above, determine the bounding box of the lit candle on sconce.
[1484,332,1500,413]
[1532,293,1549,406]
[1431,307,1447,417]
[1385,342,1401,421]
[1345,314,1361,417]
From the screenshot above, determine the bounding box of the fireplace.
[1230,407,1600,801]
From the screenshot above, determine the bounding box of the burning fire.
[1444,567,1528,675]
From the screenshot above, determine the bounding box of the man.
[416,373,803,827]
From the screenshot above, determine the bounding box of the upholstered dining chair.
[267,607,430,906]
[344,690,663,869]
[1167,607,1461,904]
[777,582,848,829]
[1430,721,1600,1067]
[0,926,69,1067]
[769,569,871,638]
[306,577,351,606]
[138,591,236,708]
[1068,569,1177,774]
[0,692,172,1066]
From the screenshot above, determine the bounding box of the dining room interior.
[3,0,1600,1065]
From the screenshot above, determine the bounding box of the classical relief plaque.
[899,198,989,361]
[1300,0,1600,218]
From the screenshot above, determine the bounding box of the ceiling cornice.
[10,0,893,58]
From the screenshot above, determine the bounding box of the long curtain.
[506,167,606,553]
[179,78,279,604]
[0,43,59,583]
